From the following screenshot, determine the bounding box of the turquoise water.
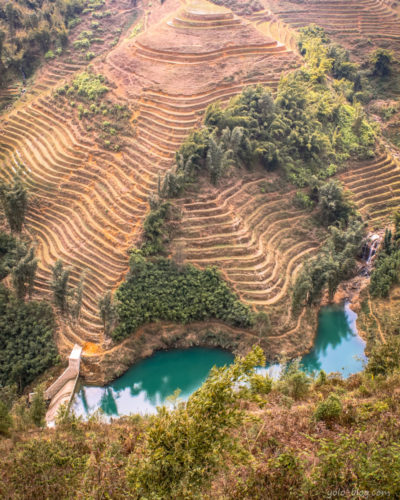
[72,303,366,418]
[301,302,366,377]
[72,347,234,418]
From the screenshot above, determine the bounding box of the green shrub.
[6,438,87,498]
[293,191,314,210]
[314,394,342,424]
[44,50,55,60]
[249,373,273,395]
[73,38,91,50]
[71,72,108,100]
[68,18,82,29]
[279,361,311,400]
[366,336,400,376]
[29,385,46,427]
[0,400,13,435]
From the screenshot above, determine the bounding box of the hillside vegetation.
[0,0,87,79]
[161,26,375,196]
[1,343,400,498]
[1,0,400,496]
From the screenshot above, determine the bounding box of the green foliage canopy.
[161,33,375,194]
[112,251,253,341]
[370,218,400,298]
[0,284,57,390]
[0,0,86,75]
[292,218,365,312]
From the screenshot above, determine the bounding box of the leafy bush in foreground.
[3,346,400,498]
[112,251,253,341]
[314,394,342,424]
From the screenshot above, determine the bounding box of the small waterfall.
[366,238,380,263]
[359,234,381,276]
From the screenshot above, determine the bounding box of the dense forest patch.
[0,283,57,391]
[0,0,87,78]
[0,227,57,392]
[112,250,254,341]
[370,213,400,298]
[0,178,57,392]
[160,27,375,197]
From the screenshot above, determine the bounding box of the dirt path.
[368,294,386,344]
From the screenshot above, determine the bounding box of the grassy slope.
[1,354,400,499]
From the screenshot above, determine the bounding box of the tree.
[327,44,358,81]
[69,272,85,321]
[254,311,271,338]
[98,291,116,335]
[50,260,70,314]
[29,385,46,427]
[171,239,186,269]
[0,400,13,435]
[298,24,330,55]
[317,180,353,225]
[0,175,28,233]
[0,30,5,80]
[370,48,394,77]
[206,136,232,185]
[279,360,311,400]
[0,231,19,281]
[11,246,37,300]
[127,347,265,498]
[220,126,245,164]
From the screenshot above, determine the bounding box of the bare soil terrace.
[2,0,399,384]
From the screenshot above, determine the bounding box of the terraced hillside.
[0,0,139,113]
[0,85,22,113]
[0,0,299,359]
[31,0,138,96]
[176,174,322,339]
[268,0,400,54]
[341,151,400,228]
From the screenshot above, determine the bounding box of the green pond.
[72,302,366,418]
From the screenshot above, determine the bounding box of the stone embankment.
[44,344,82,425]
